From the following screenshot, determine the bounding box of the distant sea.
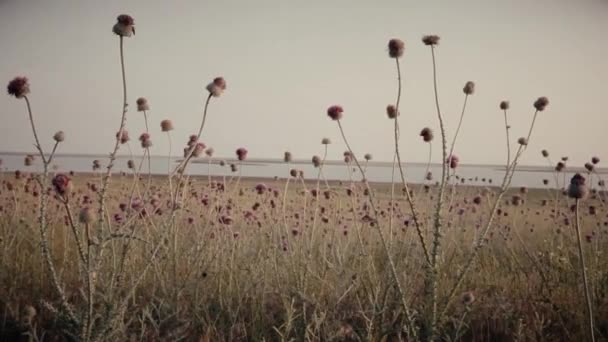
[1,152,605,189]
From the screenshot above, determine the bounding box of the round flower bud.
[284,151,292,163]
[517,137,528,146]
[116,129,129,144]
[312,155,321,168]
[321,138,331,145]
[52,174,72,197]
[541,149,549,158]
[160,119,173,132]
[206,77,227,97]
[533,96,549,111]
[386,104,398,119]
[499,101,509,110]
[447,155,459,169]
[53,131,65,143]
[236,147,248,161]
[136,97,149,112]
[327,105,344,121]
[420,127,434,142]
[463,81,475,95]
[364,153,372,161]
[112,14,135,37]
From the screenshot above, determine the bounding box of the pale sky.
[1,0,606,167]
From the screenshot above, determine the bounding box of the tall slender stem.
[503,109,511,168]
[24,96,46,164]
[574,199,596,342]
[448,94,469,160]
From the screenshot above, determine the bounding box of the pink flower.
[327,105,344,121]
[7,77,30,98]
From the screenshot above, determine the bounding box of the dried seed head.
[139,133,152,148]
[206,77,227,97]
[420,127,434,142]
[364,153,372,161]
[533,96,549,111]
[127,159,135,169]
[116,129,129,144]
[327,105,344,121]
[192,142,206,157]
[53,130,65,143]
[52,174,72,197]
[290,168,298,178]
[160,119,173,132]
[591,156,600,165]
[312,155,321,168]
[79,207,96,224]
[541,149,549,158]
[568,173,588,199]
[24,155,33,166]
[136,97,149,111]
[447,154,459,169]
[92,160,101,170]
[236,147,248,161]
[585,162,594,172]
[463,81,475,95]
[6,76,30,98]
[284,151,292,163]
[112,14,135,37]
[499,100,509,110]
[388,38,405,58]
[555,161,565,172]
[386,104,398,119]
[321,137,332,145]
[422,35,440,46]
[255,183,267,194]
[517,137,528,146]
[205,147,214,157]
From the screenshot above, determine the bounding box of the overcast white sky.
[1,0,606,166]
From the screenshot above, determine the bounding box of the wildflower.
[388,38,405,58]
[447,154,459,169]
[463,81,475,95]
[499,101,509,110]
[312,155,321,168]
[206,77,227,97]
[112,14,135,37]
[6,77,30,98]
[568,173,588,199]
[591,156,600,165]
[533,96,549,111]
[160,119,173,132]
[321,137,332,145]
[420,127,434,142]
[541,149,549,158]
[462,292,475,305]
[236,147,248,161]
[284,151,292,162]
[386,104,398,119]
[136,97,149,111]
[364,153,372,161]
[52,174,72,197]
[327,105,344,121]
[517,137,528,146]
[53,131,65,143]
[116,129,130,144]
[422,35,440,46]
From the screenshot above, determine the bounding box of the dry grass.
[1,172,607,341]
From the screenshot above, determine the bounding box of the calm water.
[1,152,604,189]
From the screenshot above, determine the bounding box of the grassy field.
[1,170,607,341]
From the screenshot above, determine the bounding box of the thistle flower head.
[24,155,34,166]
[420,127,434,142]
[92,160,101,170]
[236,147,248,161]
[541,149,549,158]
[463,81,475,95]
[53,131,65,143]
[447,154,459,169]
[160,119,173,132]
[386,104,398,119]
[388,38,405,58]
[116,129,129,144]
[321,137,332,145]
[422,35,440,46]
[290,168,298,178]
[585,162,594,172]
[52,174,72,197]
[205,147,214,157]
[136,97,149,111]
[312,155,321,168]
[568,173,588,199]
[533,96,549,111]
[284,151,292,163]
[192,142,206,157]
[462,292,475,305]
[327,105,344,121]
[364,153,372,161]
[517,137,528,146]
[591,156,600,165]
[255,183,267,195]
[79,207,96,224]
[555,161,565,172]
[499,100,509,110]
[206,77,227,97]
[7,77,30,98]
[127,159,135,169]
[112,14,135,37]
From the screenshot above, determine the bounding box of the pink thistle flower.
[236,147,248,161]
[327,105,344,121]
[7,77,30,98]
[112,14,135,37]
